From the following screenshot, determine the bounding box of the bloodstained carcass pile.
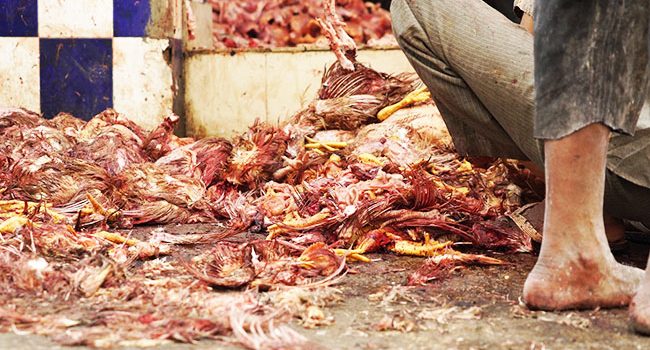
[210,0,393,49]
[0,2,542,348]
[0,110,349,348]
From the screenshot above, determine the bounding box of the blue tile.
[0,0,38,36]
[114,0,151,37]
[40,39,113,120]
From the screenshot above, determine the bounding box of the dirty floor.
[2,224,650,350]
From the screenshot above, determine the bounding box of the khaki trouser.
[391,0,650,224]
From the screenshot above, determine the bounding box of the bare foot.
[524,252,643,310]
[630,270,650,334]
[523,125,643,311]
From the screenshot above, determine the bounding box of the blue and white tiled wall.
[0,0,183,130]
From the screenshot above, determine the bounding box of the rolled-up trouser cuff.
[534,0,649,140]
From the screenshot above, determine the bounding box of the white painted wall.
[184,48,416,137]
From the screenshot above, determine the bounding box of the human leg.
[391,0,650,244]
[524,0,648,310]
[390,0,542,164]
[523,125,643,310]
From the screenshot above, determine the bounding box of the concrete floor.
[2,227,650,350]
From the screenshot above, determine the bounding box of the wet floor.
[2,225,650,350]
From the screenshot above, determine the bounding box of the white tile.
[0,38,40,113]
[185,52,267,137]
[112,38,174,131]
[38,0,113,38]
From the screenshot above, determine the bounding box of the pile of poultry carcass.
[0,2,542,348]
[0,107,348,348]
[210,0,393,49]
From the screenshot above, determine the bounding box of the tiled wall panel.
[0,0,181,128]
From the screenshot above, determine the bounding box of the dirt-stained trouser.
[390,0,650,226]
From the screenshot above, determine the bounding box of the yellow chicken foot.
[334,248,371,263]
[0,216,31,234]
[0,200,66,223]
[86,193,108,216]
[304,136,348,152]
[377,86,431,121]
[389,237,454,257]
[267,211,332,240]
[92,231,140,246]
[329,154,342,162]
[0,200,46,213]
[357,153,385,166]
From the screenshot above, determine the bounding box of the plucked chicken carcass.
[286,0,416,133]
[7,155,112,205]
[111,162,213,226]
[0,108,226,228]
[185,239,344,289]
[71,124,147,175]
[189,137,233,186]
[275,0,419,182]
[226,120,290,189]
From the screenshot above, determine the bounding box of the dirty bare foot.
[524,247,643,310]
[523,125,643,311]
